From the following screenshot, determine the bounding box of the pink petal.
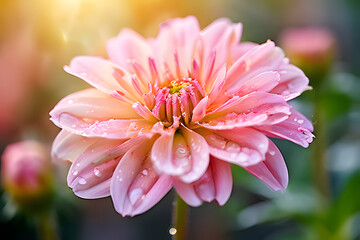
[230,42,258,62]
[153,16,200,82]
[173,179,202,207]
[179,126,210,183]
[223,41,284,92]
[256,107,314,147]
[52,129,114,162]
[67,136,148,199]
[173,157,232,206]
[199,19,242,86]
[245,140,288,191]
[197,127,268,167]
[52,129,99,162]
[53,114,153,139]
[106,29,151,76]
[212,158,232,205]
[226,71,280,97]
[50,88,140,126]
[64,56,143,103]
[191,96,208,123]
[50,89,153,139]
[110,138,172,216]
[132,102,158,122]
[207,65,227,105]
[151,126,209,183]
[201,92,290,130]
[270,62,311,100]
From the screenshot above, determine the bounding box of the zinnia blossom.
[50,16,314,216]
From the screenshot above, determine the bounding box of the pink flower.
[1,141,53,208]
[50,16,314,216]
[279,28,335,62]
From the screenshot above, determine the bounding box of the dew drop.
[282,90,290,96]
[176,144,189,158]
[169,228,177,236]
[297,119,304,124]
[209,134,226,149]
[93,168,101,177]
[269,150,275,156]
[225,142,241,153]
[142,169,148,176]
[68,100,74,104]
[129,188,144,205]
[259,143,266,151]
[78,177,87,185]
[73,170,78,176]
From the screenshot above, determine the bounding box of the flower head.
[1,141,53,210]
[50,16,314,216]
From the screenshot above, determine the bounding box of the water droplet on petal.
[73,170,78,176]
[142,169,148,176]
[269,150,275,156]
[129,188,144,205]
[78,177,87,185]
[297,119,304,124]
[94,168,101,177]
[116,175,123,182]
[225,142,241,153]
[176,144,189,158]
[68,100,74,104]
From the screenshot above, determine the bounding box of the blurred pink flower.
[50,16,313,216]
[1,141,53,208]
[279,27,335,68]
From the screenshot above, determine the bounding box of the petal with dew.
[50,88,140,126]
[270,62,311,100]
[68,135,150,199]
[173,157,232,206]
[200,92,290,130]
[225,71,280,98]
[54,114,153,139]
[110,137,172,217]
[222,41,284,93]
[256,107,314,147]
[151,126,209,183]
[245,140,288,191]
[52,129,98,162]
[196,127,268,167]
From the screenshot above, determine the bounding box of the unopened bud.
[1,141,54,211]
[280,27,336,85]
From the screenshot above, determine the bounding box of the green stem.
[312,90,330,207]
[171,194,189,240]
[37,211,59,240]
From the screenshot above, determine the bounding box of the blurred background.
[0,0,359,239]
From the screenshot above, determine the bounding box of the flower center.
[152,78,204,125]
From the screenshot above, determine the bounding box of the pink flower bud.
[1,141,53,209]
[279,27,336,81]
